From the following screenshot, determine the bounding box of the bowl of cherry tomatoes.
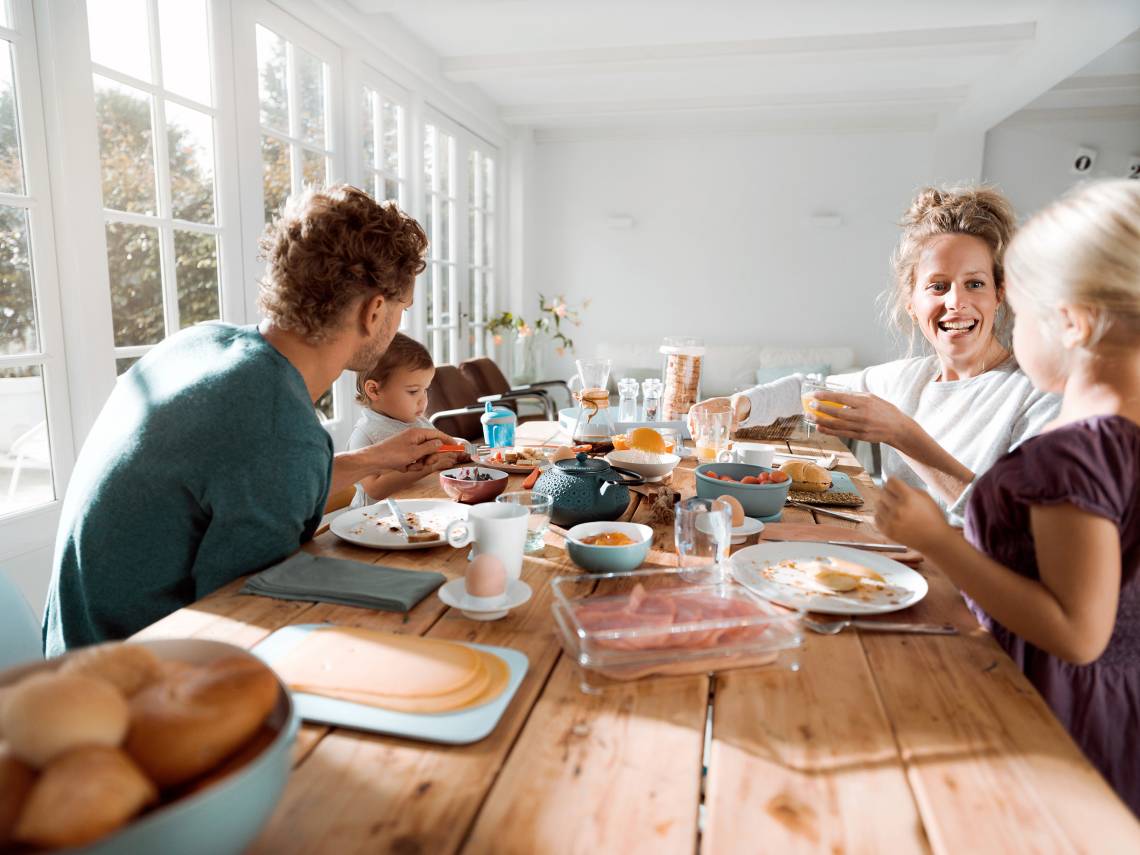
[694,462,791,518]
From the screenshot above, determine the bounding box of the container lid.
[556,452,608,475]
[481,402,517,424]
[659,336,706,356]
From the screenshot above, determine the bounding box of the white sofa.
[594,343,860,398]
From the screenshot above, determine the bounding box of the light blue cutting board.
[252,624,528,745]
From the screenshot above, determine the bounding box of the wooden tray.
[759,523,922,565]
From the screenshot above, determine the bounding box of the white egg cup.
[439,578,532,621]
[730,517,766,545]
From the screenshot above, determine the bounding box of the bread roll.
[0,744,36,846]
[2,673,130,768]
[779,460,831,493]
[15,746,157,849]
[126,656,279,788]
[61,642,163,697]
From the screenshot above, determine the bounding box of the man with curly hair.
[44,186,457,654]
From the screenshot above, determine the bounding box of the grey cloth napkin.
[241,552,445,612]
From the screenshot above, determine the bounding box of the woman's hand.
[875,478,952,553]
[809,390,912,447]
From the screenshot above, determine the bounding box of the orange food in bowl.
[580,531,637,547]
[628,428,667,455]
[611,434,630,451]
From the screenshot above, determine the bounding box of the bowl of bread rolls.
[694,462,793,518]
[0,638,296,854]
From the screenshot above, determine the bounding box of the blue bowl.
[565,522,653,572]
[694,462,791,518]
[0,639,297,855]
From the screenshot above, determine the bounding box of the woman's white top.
[735,355,1060,526]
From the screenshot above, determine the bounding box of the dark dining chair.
[458,356,570,420]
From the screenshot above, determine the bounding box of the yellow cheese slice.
[292,650,510,714]
[813,557,885,592]
[273,627,483,698]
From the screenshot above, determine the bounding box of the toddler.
[349,333,460,507]
[876,180,1140,815]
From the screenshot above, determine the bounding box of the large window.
[0,0,67,518]
[467,147,495,358]
[422,121,457,364]
[361,83,405,208]
[87,0,226,375]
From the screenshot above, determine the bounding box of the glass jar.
[617,377,640,422]
[641,378,663,422]
[659,337,705,421]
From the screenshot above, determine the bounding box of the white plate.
[438,578,532,620]
[730,542,927,615]
[474,446,552,474]
[330,499,468,550]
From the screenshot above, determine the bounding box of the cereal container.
[659,337,705,421]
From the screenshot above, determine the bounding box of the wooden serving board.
[759,522,923,565]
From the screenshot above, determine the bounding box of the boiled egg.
[717,494,745,527]
[466,553,507,598]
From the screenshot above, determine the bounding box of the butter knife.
[786,500,864,524]
[764,537,909,553]
[385,498,415,539]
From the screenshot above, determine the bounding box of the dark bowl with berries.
[439,466,509,504]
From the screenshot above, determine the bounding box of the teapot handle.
[601,466,645,487]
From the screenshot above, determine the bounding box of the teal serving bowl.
[694,462,791,518]
[565,521,653,573]
[0,638,297,855]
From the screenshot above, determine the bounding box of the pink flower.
[518,324,532,338]
[492,334,503,346]
[553,302,568,318]
[555,347,565,357]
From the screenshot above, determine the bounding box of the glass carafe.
[568,358,615,442]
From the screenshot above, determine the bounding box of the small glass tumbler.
[800,377,848,433]
[674,497,732,583]
[496,491,553,553]
[617,377,640,422]
[692,408,732,463]
[641,378,663,421]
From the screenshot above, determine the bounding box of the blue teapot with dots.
[534,452,644,527]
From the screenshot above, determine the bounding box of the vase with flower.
[488,295,587,385]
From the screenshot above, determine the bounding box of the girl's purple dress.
[964,415,1140,816]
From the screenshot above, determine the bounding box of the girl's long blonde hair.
[1005,180,1140,348]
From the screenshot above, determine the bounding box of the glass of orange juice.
[657,428,680,455]
[801,378,848,430]
[692,409,732,462]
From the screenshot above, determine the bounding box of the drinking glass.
[800,378,848,432]
[496,491,553,553]
[692,408,732,463]
[656,427,681,455]
[674,497,732,583]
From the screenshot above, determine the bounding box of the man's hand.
[370,427,457,473]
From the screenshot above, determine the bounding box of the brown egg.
[466,553,507,598]
[718,494,745,527]
[551,445,576,462]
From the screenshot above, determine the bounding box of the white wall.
[2,546,52,620]
[983,113,1140,218]
[528,131,938,383]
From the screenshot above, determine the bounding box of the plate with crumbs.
[331,499,467,550]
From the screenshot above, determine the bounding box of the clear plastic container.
[551,568,804,692]
[659,337,705,422]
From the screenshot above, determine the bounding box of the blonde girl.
[876,179,1140,815]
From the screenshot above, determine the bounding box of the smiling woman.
[689,185,1060,526]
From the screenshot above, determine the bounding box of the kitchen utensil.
[568,358,616,442]
[786,500,864,523]
[386,498,415,538]
[764,538,908,553]
[533,452,644,527]
[804,617,958,635]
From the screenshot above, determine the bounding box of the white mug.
[445,503,529,580]
[731,442,775,467]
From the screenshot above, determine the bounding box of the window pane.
[483,157,494,211]
[423,125,434,187]
[296,47,325,146]
[315,388,333,421]
[439,132,451,197]
[256,25,287,134]
[423,189,433,254]
[0,366,54,514]
[87,0,151,82]
[115,356,141,375]
[482,271,492,322]
[166,102,215,223]
[468,151,476,206]
[0,205,36,355]
[0,2,10,28]
[382,99,400,174]
[467,268,477,324]
[261,134,289,223]
[301,148,325,188]
[0,41,24,195]
[174,230,218,328]
[439,264,450,327]
[106,221,163,347]
[94,76,156,215]
[361,88,375,169]
[157,0,211,106]
[467,207,478,266]
[384,178,399,205]
[484,212,494,269]
[439,197,450,259]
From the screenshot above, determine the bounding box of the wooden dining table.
[134,423,1139,853]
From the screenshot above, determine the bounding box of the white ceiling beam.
[500,86,968,125]
[442,23,1037,81]
[1049,72,1140,94]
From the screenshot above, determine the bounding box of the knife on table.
[764,537,909,553]
[386,498,416,539]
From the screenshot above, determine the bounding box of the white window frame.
[467,145,496,358]
[0,0,75,550]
